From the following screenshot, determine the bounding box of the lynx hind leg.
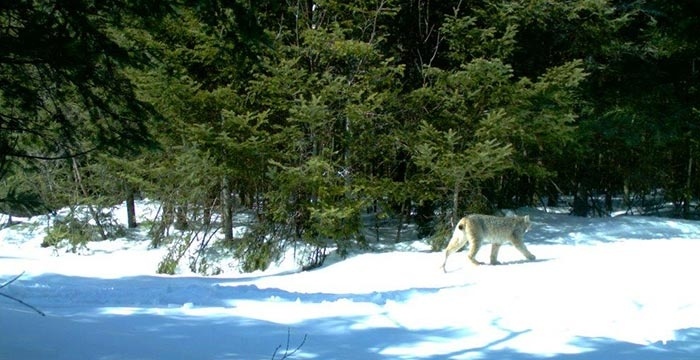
[465,227,482,266]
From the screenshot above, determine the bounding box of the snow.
[1,204,700,359]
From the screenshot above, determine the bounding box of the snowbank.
[1,207,700,359]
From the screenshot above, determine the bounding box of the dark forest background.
[2,0,698,272]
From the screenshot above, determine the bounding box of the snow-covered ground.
[1,204,700,359]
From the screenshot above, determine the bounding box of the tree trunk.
[451,182,461,228]
[684,152,693,218]
[174,204,188,230]
[221,176,234,243]
[395,200,407,243]
[572,189,590,217]
[151,202,174,248]
[126,185,137,228]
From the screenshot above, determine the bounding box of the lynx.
[440,214,535,272]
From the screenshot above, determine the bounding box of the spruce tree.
[0,0,164,214]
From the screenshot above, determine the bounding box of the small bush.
[156,234,190,274]
[42,217,96,251]
[157,254,178,275]
[299,245,328,271]
[234,224,284,273]
[42,211,127,252]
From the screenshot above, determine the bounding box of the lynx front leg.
[490,243,502,265]
[513,240,536,261]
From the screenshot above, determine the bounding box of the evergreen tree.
[243,0,405,270]
[3,0,699,272]
[0,0,163,213]
[561,0,700,216]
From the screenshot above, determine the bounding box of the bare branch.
[2,147,99,161]
[0,272,46,316]
[271,328,308,360]
[0,272,24,290]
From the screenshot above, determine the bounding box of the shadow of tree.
[2,274,699,359]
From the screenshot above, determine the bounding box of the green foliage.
[4,0,700,273]
[415,123,514,183]
[0,0,158,164]
[265,156,367,260]
[156,232,196,275]
[156,253,178,275]
[234,224,284,273]
[442,14,518,63]
[0,176,46,217]
[428,220,453,253]
[42,211,125,252]
[43,217,94,250]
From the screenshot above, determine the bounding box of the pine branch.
[0,272,46,316]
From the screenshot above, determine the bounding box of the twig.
[0,272,46,316]
[0,271,24,290]
[271,328,308,360]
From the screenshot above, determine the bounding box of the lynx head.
[520,215,532,232]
